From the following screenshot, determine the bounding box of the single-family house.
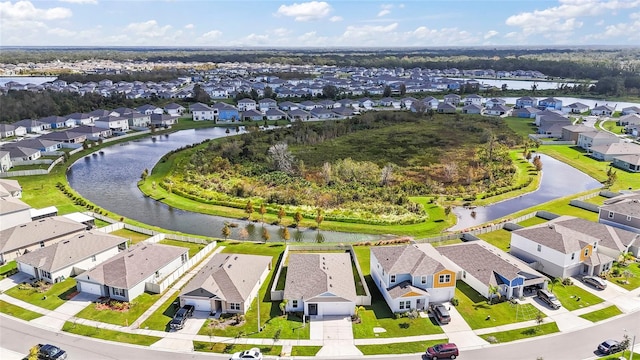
[591,105,616,117]
[125,112,151,128]
[0,179,20,198]
[485,104,511,116]
[358,98,375,110]
[436,102,457,114]
[463,94,483,106]
[299,101,318,111]
[422,96,440,109]
[564,102,590,114]
[0,124,16,138]
[462,104,482,114]
[577,131,620,150]
[40,130,87,145]
[16,231,128,284]
[265,108,287,121]
[179,253,271,314]
[443,94,461,106]
[332,107,355,119]
[598,192,640,233]
[0,216,87,264]
[514,107,541,119]
[2,147,41,162]
[485,98,506,109]
[539,123,567,138]
[12,119,48,133]
[590,142,640,161]
[317,99,337,109]
[72,125,112,139]
[39,116,74,129]
[515,96,537,109]
[370,244,456,313]
[310,108,335,120]
[0,151,12,172]
[75,243,189,302]
[437,241,548,300]
[401,97,418,109]
[535,109,568,127]
[95,116,129,132]
[612,154,640,173]
[111,107,137,117]
[288,109,311,122]
[561,124,593,142]
[278,101,299,111]
[212,103,240,121]
[283,253,357,318]
[3,138,62,153]
[242,109,264,121]
[258,98,277,112]
[88,109,118,121]
[510,222,615,278]
[190,103,216,121]
[538,97,563,111]
[0,197,31,231]
[621,106,640,116]
[617,114,640,126]
[150,114,178,129]
[65,113,93,126]
[136,104,164,115]
[237,98,257,112]
[164,103,186,117]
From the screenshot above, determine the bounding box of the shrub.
[562,278,573,286]
[486,336,499,344]
[450,297,459,306]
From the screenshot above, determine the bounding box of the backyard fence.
[145,241,216,294]
[569,200,600,213]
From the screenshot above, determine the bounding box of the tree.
[263,86,274,100]
[383,85,391,97]
[322,84,338,99]
[261,227,270,242]
[140,168,149,180]
[315,208,324,229]
[259,204,267,224]
[532,155,543,172]
[535,311,544,331]
[245,200,254,220]
[268,143,295,175]
[488,285,500,304]
[550,277,563,291]
[293,211,303,227]
[412,100,427,115]
[399,83,406,96]
[279,299,288,316]
[281,226,290,243]
[277,207,286,224]
[221,224,231,240]
[380,163,393,186]
[27,345,40,360]
[622,269,634,284]
[192,84,211,103]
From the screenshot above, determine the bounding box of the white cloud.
[272,27,291,37]
[47,27,75,37]
[329,15,342,22]
[185,23,194,29]
[587,12,640,40]
[340,23,399,44]
[297,31,329,46]
[58,0,97,4]
[124,20,172,38]
[378,4,393,17]
[243,33,270,44]
[484,30,499,39]
[0,0,72,21]
[199,30,222,41]
[275,1,332,21]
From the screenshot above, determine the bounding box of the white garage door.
[78,281,102,296]
[320,302,354,317]
[183,298,211,312]
[17,263,36,277]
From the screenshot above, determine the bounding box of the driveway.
[30,292,99,331]
[571,276,640,313]
[312,316,362,357]
[0,272,31,292]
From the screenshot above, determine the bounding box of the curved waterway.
[448,154,602,231]
[67,128,382,243]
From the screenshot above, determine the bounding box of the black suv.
[170,304,195,330]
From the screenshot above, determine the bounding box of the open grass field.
[477,229,512,252]
[503,117,538,138]
[109,228,151,244]
[517,216,549,227]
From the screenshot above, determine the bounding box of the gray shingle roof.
[370,244,446,276]
[16,231,127,272]
[387,280,429,299]
[80,243,187,289]
[0,216,87,254]
[0,196,30,215]
[283,253,356,302]
[512,222,599,254]
[601,196,640,218]
[180,253,271,303]
[548,216,638,251]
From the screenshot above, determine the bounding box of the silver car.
[583,276,607,290]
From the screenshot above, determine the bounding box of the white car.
[583,275,607,290]
[230,347,263,360]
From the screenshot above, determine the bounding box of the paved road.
[2,310,639,360]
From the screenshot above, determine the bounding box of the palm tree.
[221,224,231,241]
[550,277,563,291]
[488,285,500,304]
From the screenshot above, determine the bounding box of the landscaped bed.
[357,339,446,355]
[4,278,77,310]
[607,262,640,290]
[62,321,160,346]
[75,292,162,326]
[0,300,43,321]
[480,322,560,343]
[454,281,544,329]
[579,305,622,322]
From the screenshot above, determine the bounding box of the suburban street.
[2,310,639,360]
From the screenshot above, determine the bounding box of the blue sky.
[1,0,639,47]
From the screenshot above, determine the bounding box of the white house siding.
[0,209,32,231]
[459,270,490,298]
[181,297,212,312]
[510,233,581,278]
[51,247,122,283]
[77,281,104,296]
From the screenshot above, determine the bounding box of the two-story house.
[598,192,640,233]
[190,103,217,121]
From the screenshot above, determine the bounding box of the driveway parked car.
[537,289,561,309]
[426,342,459,359]
[583,275,607,290]
[170,304,194,330]
[430,303,451,325]
[597,339,623,355]
[229,347,263,359]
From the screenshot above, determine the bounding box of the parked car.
[583,275,607,290]
[537,289,561,309]
[229,347,263,359]
[597,339,623,355]
[426,342,459,360]
[430,303,451,325]
[170,304,195,330]
[34,344,67,360]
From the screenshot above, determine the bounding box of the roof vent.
[128,254,134,258]
[548,224,554,229]
[63,240,70,244]
[78,235,84,238]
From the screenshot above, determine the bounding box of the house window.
[40,270,51,279]
[439,274,451,283]
[399,300,411,310]
[230,303,240,311]
[181,253,188,264]
[390,275,396,283]
[627,215,632,221]
[608,211,614,219]
[292,300,298,308]
[537,245,542,252]
[462,271,466,279]
[421,276,427,284]
[112,287,125,297]
[571,253,575,260]
[155,271,160,278]
[584,248,590,257]
[91,255,96,262]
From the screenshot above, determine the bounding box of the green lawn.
[454,281,544,329]
[538,145,640,191]
[158,239,206,258]
[4,278,77,310]
[480,322,559,343]
[578,305,622,322]
[477,229,512,252]
[0,300,43,320]
[357,339,446,355]
[75,292,163,326]
[198,241,309,340]
[109,229,151,244]
[139,294,179,331]
[351,245,443,338]
[601,351,640,360]
[583,195,608,206]
[290,346,322,356]
[275,267,287,291]
[62,321,160,346]
[0,261,17,279]
[503,117,537,138]
[601,120,625,134]
[193,341,282,356]
[607,262,640,290]
[517,216,548,227]
[549,283,604,311]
